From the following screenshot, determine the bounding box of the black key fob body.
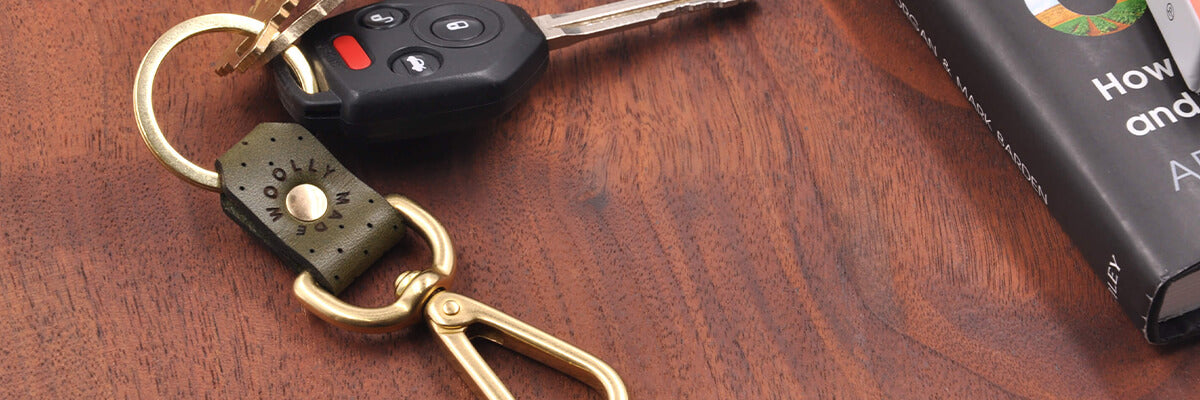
[273,0,549,142]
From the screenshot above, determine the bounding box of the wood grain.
[2,0,1198,398]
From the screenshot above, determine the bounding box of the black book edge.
[1155,267,1200,340]
[895,0,1200,344]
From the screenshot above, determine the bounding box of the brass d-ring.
[293,195,457,333]
[132,13,318,191]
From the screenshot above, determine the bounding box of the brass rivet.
[285,184,328,222]
[442,300,461,316]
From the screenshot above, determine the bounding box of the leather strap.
[216,123,406,294]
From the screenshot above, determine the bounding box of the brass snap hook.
[293,196,627,399]
[293,195,456,333]
[132,13,318,191]
[427,291,629,400]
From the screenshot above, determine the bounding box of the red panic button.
[332,35,371,70]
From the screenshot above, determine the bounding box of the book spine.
[893,0,1163,341]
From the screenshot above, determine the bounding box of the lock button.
[412,4,503,48]
[432,16,484,41]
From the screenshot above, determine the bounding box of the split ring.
[133,13,318,191]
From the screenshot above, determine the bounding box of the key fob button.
[432,16,484,41]
[360,7,407,29]
[412,4,503,48]
[392,50,441,76]
[332,35,372,70]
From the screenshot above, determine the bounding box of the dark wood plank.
[2,0,1198,398]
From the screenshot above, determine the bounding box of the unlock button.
[360,7,406,29]
[432,16,484,41]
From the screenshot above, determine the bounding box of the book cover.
[896,0,1200,343]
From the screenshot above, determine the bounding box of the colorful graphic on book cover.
[1024,0,1147,36]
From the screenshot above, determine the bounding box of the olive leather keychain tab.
[217,123,404,294]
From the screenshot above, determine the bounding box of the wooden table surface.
[5,0,1200,398]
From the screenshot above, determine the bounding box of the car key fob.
[273,0,549,142]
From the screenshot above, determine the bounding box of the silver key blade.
[533,0,750,50]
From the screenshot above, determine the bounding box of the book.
[895,0,1200,344]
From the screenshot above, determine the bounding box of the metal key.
[273,0,752,141]
[217,0,346,75]
[214,0,296,76]
[536,0,749,49]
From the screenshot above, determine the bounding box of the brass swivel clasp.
[292,194,454,333]
[294,195,627,400]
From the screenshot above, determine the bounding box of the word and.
[1126,91,1200,135]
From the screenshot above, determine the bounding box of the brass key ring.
[132,15,450,331]
[133,13,318,191]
